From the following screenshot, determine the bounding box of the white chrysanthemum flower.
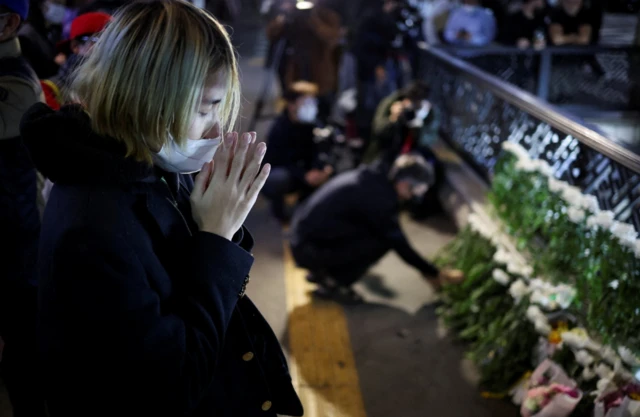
[561,185,584,207]
[534,318,552,335]
[600,346,619,365]
[618,346,640,367]
[506,261,533,278]
[582,367,596,381]
[595,363,614,379]
[567,206,586,223]
[610,221,637,249]
[528,278,545,289]
[530,290,549,308]
[502,141,530,162]
[547,177,565,194]
[492,269,511,286]
[492,247,511,265]
[609,280,619,290]
[520,265,534,278]
[515,158,536,172]
[561,330,589,349]
[533,160,553,177]
[575,350,595,367]
[586,210,615,230]
[526,305,544,322]
[581,195,600,213]
[586,339,603,353]
[509,279,529,303]
[596,378,614,397]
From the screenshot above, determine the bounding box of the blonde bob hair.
[73,0,240,163]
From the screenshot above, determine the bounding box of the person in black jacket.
[262,81,333,221]
[20,2,302,416]
[0,0,47,415]
[290,153,463,302]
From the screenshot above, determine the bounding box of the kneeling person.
[290,153,460,301]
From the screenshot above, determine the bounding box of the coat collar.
[22,103,156,186]
[0,37,21,59]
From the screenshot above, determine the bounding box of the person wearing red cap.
[0,0,48,416]
[52,11,111,95]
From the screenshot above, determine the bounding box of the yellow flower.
[548,330,562,345]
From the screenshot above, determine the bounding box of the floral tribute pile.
[435,141,640,417]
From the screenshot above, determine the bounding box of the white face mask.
[153,136,222,174]
[296,99,318,123]
[44,3,67,25]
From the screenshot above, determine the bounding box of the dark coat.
[290,165,438,277]
[265,111,319,185]
[20,104,303,417]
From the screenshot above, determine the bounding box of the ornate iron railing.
[437,45,640,112]
[419,45,640,231]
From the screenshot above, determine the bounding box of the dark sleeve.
[18,36,59,79]
[548,9,563,25]
[363,201,439,276]
[372,94,400,143]
[265,116,307,183]
[49,228,254,415]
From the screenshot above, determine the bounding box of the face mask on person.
[44,2,68,25]
[153,136,222,174]
[297,100,318,124]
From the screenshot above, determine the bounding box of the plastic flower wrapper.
[521,383,581,417]
[594,382,640,417]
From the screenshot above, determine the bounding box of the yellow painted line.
[283,242,367,417]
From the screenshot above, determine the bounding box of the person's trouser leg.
[261,167,297,220]
[0,285,46,417]
[0,139,46,417]
[291,236,390,287]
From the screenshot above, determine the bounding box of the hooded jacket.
[20,103,303,417]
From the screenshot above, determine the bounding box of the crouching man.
[290,153,462,302]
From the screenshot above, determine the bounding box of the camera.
[400,107,417,123]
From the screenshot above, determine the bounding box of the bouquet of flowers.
[594,382,640,417]
[520,359,582,417]
[521,384,581,417]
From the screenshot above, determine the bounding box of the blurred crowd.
[257,0,605,222]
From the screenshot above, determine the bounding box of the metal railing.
[418,45,640,231]
[436,45,640,113]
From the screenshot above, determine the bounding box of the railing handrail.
[434,44,640,57]
[421,44,640,174]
